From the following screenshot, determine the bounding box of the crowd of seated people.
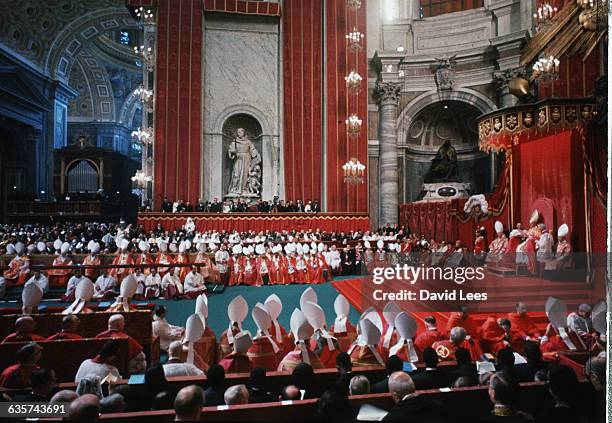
[151,196,323,214]
[0,326,605,421]
[0,215,579,300]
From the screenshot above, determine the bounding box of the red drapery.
[282,0,324,204]
[137,213,370,232]
[325,0,368,212]
[153,0,203,208]
[513,130,586,251]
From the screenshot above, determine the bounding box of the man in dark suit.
[478,372,533,422]
[411,347,447,390]
[371,355,403,394]
[248,367,275,404]
[161,197,173,213]
[382,371,448,422]
[514,341,547,383]
[334,352,353,395]
[445,347,477,387]
[203,365,225,406]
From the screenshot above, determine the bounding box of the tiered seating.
[96,381,593,422]
[0,338,130,382]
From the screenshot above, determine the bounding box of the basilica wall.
[366,0,532,227]
[202,14,281,202]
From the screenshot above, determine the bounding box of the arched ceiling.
[0,0,137,79]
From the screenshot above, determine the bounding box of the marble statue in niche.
[226,128,262,198]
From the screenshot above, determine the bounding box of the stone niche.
[402,100,491,202]
[202,13,281,202]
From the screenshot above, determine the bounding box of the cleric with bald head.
[95,314,146,373]
[1,316,45,343]
[47,315,82,340]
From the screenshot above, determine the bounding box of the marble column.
[375,81,401,226]
[493,67,527,108]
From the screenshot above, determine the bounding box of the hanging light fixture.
[346,114,362,136]
[135,7,155,28]
[346,29,365,51]
[135,86,154,112]
[345,70,363,94]
[532,54,560,83]
[533,3,558,32]
[131,127,154,145]
[346,0,362,10]
[343,158,366,184]
[133,45,155,72]
[131,170,153,188]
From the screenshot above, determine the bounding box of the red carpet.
[332,271,604,333]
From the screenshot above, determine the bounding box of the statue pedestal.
[421,182,471,201]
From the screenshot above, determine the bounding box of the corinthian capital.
[375,81,402,106]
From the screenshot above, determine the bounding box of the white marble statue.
[227,128,262,197]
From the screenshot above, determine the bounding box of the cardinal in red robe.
[432,326,483,362]
[47,315,83,340]
[508,302,541,339]
[414,317,445,359]
[218,331,253,374]
[445,308,480,339]
[1,316,45,343]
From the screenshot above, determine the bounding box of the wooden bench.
[0,338,130,383]
[94,381,594,422]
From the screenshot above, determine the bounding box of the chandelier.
[532,55,560,83]
[132,127,154,145]
[134,45,155,72]
[346,0,362,10]
[533,3,558,32]
[346,29,365,51]
[343,158,366,184]
[345,71,363,93]
[135,7,155,28]
[346,114,362,136]
[135,86,154,112]
[131,170,153,188]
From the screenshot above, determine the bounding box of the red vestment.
[134,253,153,275]
[445,313,480,339]
[243,258,258,286]
[95,329,142,360]
[110,253,134,281]
[47,331,83,340]
[278,344,323,372]
[309,337,340,368]
[502,237,522,265]
[3,255,30,285]
[82,255,102,279]
[247,336,280,371]
[228,256,244,286]
[431,338,483,362]
[47,256,73,287]
[255,256,272,286]
[349,344,384,367]
[2,332,45,344]
[414,329,445,359]
[1,332,45,343]
[218,352,253,374]
[479,317,506,355]
[0,364,40,388]
[155,253,174,277]
[508,312,540,338]
[474,236,487,255]
[174,253,191,281]
[218,326,242,359]
[331,322,357,352]
[307,257,325,284]
[193,327,217,367]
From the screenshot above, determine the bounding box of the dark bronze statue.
[424,140,458,183]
